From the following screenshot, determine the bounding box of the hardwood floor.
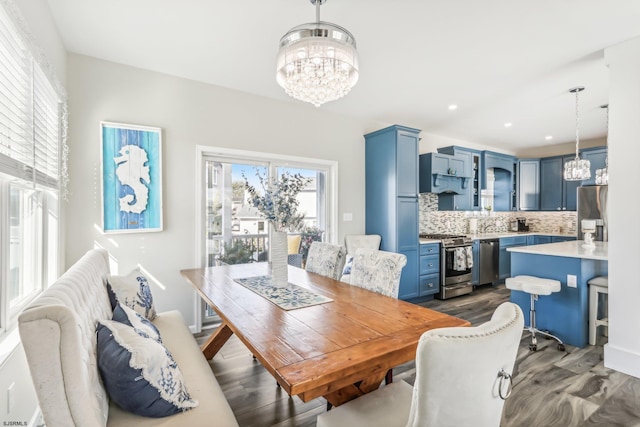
[196,284,640,426]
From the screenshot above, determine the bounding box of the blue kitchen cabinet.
[536,235,552,244]
[481,151,516,211]
[517,159,540,211]
[419,153,468,196]
[419,243,440,297]
[499,236,528,280]
[551,236,577,243]
[365,125,420,300]
[581,147,608,186]
[438,146,482,211]
[540,157,562,211]
[540,156,577,211]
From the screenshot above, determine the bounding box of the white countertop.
[419,238,442,244]
[507,240,608,261]
[467,232,576,240]
[419,232,576,244]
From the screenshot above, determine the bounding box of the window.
[0,5,63,335]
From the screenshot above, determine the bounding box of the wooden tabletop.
[180,263,470,406]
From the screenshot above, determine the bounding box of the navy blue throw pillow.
[96,321,198,417]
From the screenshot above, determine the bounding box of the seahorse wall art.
[101,122,162,233]
[115,144,150,214]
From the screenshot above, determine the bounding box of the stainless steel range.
[420,233,474,300]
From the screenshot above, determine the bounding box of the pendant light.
[563,86,591,181]
[276,0,359,107]
[595,104,609,185]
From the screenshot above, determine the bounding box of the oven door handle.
[445,245,472,252]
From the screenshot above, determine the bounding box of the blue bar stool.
[506,275,565,352]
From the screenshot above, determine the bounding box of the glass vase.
[270,230,288,287]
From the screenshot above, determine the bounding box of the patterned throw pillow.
[96,320,198,417]
[342,255,354,275]
[107,268,156,320]
[112,303,161,343]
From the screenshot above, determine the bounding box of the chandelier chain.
[574,88,580,159]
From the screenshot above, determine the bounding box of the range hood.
[429,173,468,194]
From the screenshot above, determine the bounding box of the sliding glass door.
[200,155,332,325]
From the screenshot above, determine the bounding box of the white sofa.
[18,248,238,427]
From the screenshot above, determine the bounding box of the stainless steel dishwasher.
[479,239,499,285]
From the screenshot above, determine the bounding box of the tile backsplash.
[419,194,577,235]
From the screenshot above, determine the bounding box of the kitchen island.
[507,241,608,348]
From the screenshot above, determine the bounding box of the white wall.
[603,36,640,377]
[0,1,66,424]
[14,0,67,85]
[65,53,382,328]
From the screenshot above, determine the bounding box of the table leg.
[323,370,388,407]
[201,322,234,359]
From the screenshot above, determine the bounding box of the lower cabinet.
[551,236,577,243]
[499,236,528,280]
[399,248,419,300]
[419,243,440,297]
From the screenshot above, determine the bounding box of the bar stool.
[506,275,565,352]
[588,276,609,345]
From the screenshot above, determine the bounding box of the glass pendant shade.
[564,86,591,181]
[564,157,591,181]
[276,2,358,107]
[595,104,609,185]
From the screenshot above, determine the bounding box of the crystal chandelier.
[595,104,609,185]
[276,0,359,107]
[564,86,591,181]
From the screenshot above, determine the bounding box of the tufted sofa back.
[19,249,113,427]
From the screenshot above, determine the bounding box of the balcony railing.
[206,233,269,266]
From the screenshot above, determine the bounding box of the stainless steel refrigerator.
[577,185,608,241]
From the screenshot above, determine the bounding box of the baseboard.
[604,343,640,379]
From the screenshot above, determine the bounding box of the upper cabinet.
[517,159,540,211]
[419,152,469,197]
[540,156,579,211]
[437,146,481,211]
[482,151,517,211]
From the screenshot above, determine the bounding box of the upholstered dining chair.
[340,234,382,283]
[350,248,407,298]
[316,302,524,427]
[305,242,347,280]
[348,248,407,386]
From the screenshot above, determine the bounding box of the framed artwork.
[101,122,163,233]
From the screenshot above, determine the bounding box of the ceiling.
[45,0,640,153]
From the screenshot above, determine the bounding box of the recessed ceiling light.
[448,104,457,110]
[504,122,512,128]
[545,135,553,140]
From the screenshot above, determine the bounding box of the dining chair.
[347,248,407,386]
[316,302,524,427]
[350,248,407,298]
[305,242,347,280]
[340,234,382,283]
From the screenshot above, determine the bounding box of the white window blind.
[0,5,60,189]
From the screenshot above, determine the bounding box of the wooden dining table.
[180,262,470,407]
